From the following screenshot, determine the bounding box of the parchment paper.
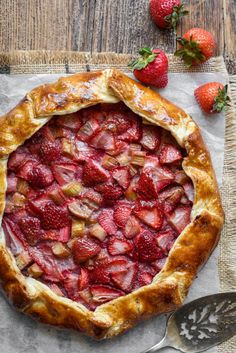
[0,72,227,353]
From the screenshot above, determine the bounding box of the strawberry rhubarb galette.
[0,70,224,339]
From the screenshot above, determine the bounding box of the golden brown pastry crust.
[0,69,224,339]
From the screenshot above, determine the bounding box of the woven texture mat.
[0,51,235,352]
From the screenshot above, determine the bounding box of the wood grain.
[0,0,235,73]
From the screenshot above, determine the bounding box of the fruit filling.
[3,102,194,310]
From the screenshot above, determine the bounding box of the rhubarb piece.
[56,112,82,131]
[183,181,194,202]
[77,118,100,141]
[82,160,110,186]
[175,170,190,185]
[17,179,30,196]
[68,200,93,220]
[28,263,43,278]
[130,150,147,166]
[98,209,117,235]
[90,285,124,303]
[71,219,85,237]
[124,216,141,238]
[125,176,138,201]
[61,181,82,197]
[135,231,164,263]
[49,186,66,205]
[134,200,163,230]
[89,223,107,241]
[49,284,65,297]
[52,242,71,258]
[116,151,130,166]
[102,154,119,170]
[159,144,182,165]
[72,237,101,264]
[16,251,32,270]
[61,138,75,158]
[40,202,70,230]
[18,216,43,246]
[11,192,26,207]
[111,167,131,189]
[167,205,191,234]
[7,175,17,193]
[140,125,161,151]
[90,130,115,150]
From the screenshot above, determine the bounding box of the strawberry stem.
[165,4,189,29]
[213,85,230,112]
[174,35,206,67]
[128,47,158,71]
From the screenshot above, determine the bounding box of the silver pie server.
[141,292,236,353]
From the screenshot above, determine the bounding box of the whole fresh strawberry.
[175,28,215,67]
[128,47,168,88]
[194,82,230,114]
[150,0,188,29]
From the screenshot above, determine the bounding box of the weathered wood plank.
[223,0,236,74]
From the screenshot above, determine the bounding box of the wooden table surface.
[0,0,235,74]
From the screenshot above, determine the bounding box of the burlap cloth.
[0,51,235,352]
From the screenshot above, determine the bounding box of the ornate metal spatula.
[141,292,236,353]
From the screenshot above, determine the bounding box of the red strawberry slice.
[124,216,141,238]
[140,125,161,151]
[156,228,176,254]
[89,265,111,285]
[151,257,167,272]
[72,237,101,264]
[2,218,26,254]
[107,257,130,274]
[111,167,131,189]
[40,202,71,230]
[82,160,110,186]
[113,203,132,228]
[108,238,133,256]
[159,144,182,165]
[27,165,54,189]
[90,285,124,303]
[78,268,90,290]
[167,205,191,234]
[108,140,129,156]
[81,189,103,209]
[27,193,51,214]
[90,130,115,150]
[183,182,194,203]
[118,112,142,142]
[56,112,82,131]
[58,226,71,242]
[7,175,18,193]
[41,228,70,243]
[17,160,38,180]
[98,209,117,235]
[41,126,55,141]
[40,139,61,164]
[18,216,43,246]
[158,185,184,214]
[77,118,100,141]
[51,163,77,185]
[105,112,132,134]
[95,182,123,200]
[137,271,153,287]
[111,262,137,292]
[135,230,164,263]
[8,151,31,172]
[134,200,163,230]
[63,272,79,299]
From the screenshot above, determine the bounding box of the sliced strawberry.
[40,202,71,230]
[98,209,117,235]
[111,262,137,292]
[156,228,176,254]
[89,265,110,285]
[183,182,194,203]
[51,163,77,185]
[124,216,141,238]
[108,237,133,256]
[81,189,103,209]
[40,126,55,141]
[118,112,142,142]
[48,283,64,297]
[135,230,164,263]
[2,218,26,255]
[140,125,161,151]
[167,205,191,234]
[174,170,190,185]
[39,139,61,164]
[90,130,115,150]
[63,272,79,298]
[18,216,43,246]
[159,144,182,165]
[72,237,101,264]
[158,185,184,214]
[151,257,167,272]
[113,203,132,228]
[68,200,93,220]
[90,285,124,303]
[58,226,71,242]
[27,193,51,214]
[105,112,132,134]
[111,167,131,189]
[136,271,153,287]
[7,174,18,193]
[108,140,129,156]
[78,268,90,290]
[134,200,163,230]
[107,257,130,274]
[95,182,123,200]
[17,160,38,180]
[77,118,100,141]
[8,150,31,172]
[82,160,110,186]
[27,165,54,189]
[56,112,82,131]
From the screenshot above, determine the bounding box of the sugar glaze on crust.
[0,69,224,339]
